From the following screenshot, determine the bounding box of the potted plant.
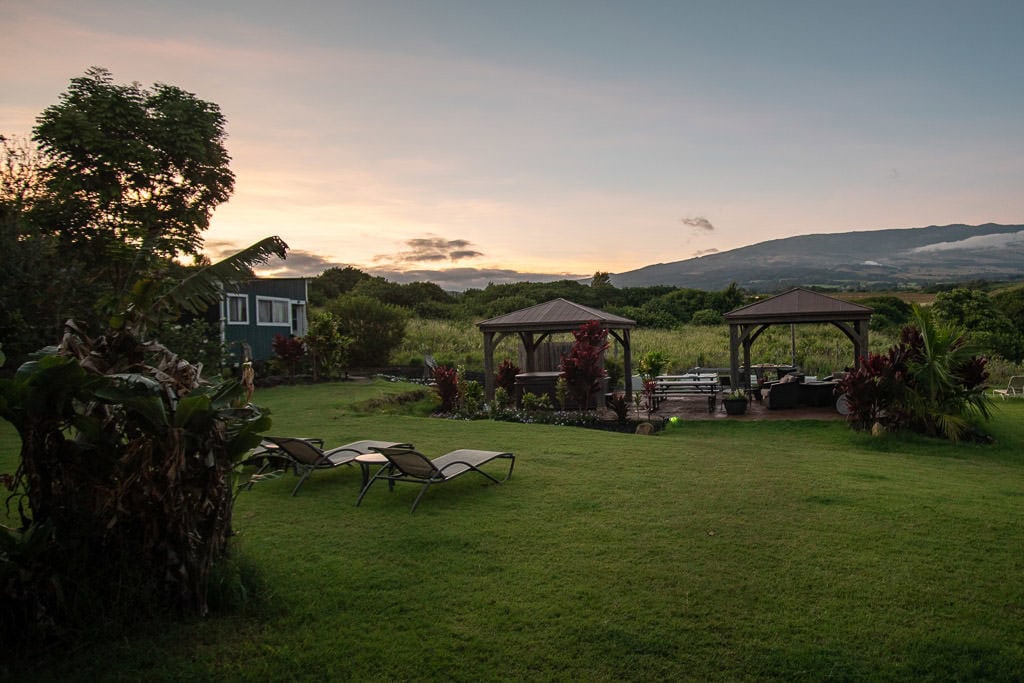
[722,389,748,415]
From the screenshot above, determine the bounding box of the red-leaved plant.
[837,305,991,441]
[272,334,306,380]
[434,365,459,412]
[560,320,608,410]
[496,359,521,394]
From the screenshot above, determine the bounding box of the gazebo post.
[742,328,753,391]
[729,323,741,390]
[521,332,536,371]
[609,328,634,402]
[853,319,869,369]
[483,330,496,401]
[621,328,633,403]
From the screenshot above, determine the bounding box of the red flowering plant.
[433,365,459,413]
[559,320,609,411]
[495,359,521,394]
[272,334,306,381]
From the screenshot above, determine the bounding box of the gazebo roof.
[724,288,872,324]
[477,298,636,333]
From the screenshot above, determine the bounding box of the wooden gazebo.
[477,298,637,401]
[723,288,873,390]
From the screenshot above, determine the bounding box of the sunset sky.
[4,1,1023,289]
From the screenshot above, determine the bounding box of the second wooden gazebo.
[477,298,637,401]
[724,288,873,390]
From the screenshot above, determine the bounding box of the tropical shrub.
[858,295,913,331]
[433,365,459,412]
[837,305,992,442]
[521,391,553,412]
[607,392,630,422]
[560,320,608,410]
[271,334,306,380]
[931,287,1023,362]
[460,378,484,417]
[303,311,350,381]
[328,294,407,367]
[836,352,905,431]
[492,386,511,411]
[690,308,724,326]
[604,355,624,390]
[153,318,225,376]
[555,376,569,411]
[495,359,521,393]
[637,351,669,380]
[0,238,283,642]
[990,284,1024,338]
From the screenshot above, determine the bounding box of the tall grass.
[629,324,898,376]
[398,318,899,379]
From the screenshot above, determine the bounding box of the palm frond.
[160,237,288,316]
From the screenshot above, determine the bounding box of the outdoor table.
[354,452,398,491]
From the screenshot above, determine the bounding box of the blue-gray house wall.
[219,278,308,363]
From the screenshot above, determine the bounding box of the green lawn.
[3,381,1023,681]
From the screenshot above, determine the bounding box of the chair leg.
[244,461,272,491]
[290,466,315,496]
[356,474,380,507]
[410,482,433,513]
[464,456,515,485]
[469,466,502,484]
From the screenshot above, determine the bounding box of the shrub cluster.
[837,306,992,442]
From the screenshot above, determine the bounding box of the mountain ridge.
[610,223,1024,291]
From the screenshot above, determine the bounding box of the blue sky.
[3,1,1023,288]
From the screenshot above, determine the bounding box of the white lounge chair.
[993,376,1024,400]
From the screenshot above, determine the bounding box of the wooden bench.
[651,375,720,409]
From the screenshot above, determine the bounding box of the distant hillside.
[610,223,1024,291]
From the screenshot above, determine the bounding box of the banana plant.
[0,237,284,625]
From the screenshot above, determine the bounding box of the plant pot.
[723,398,747,416]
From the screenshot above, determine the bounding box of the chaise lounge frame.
[356,447,515,512]
[240,436,412,496]
[993,376,1024,400]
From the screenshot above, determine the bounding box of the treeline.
[309,267,1024,364]
[309,267,747,328]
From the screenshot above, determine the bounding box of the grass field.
[3,380,1023,680]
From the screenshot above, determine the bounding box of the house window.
[256,296,291,326]
[291,303,307,336]
[226,294,248,324]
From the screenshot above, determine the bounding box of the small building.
[217,278,309,363]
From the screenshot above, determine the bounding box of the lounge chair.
[356,447,515,512]
[240,436,413,496]
[993,376,1024,400]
